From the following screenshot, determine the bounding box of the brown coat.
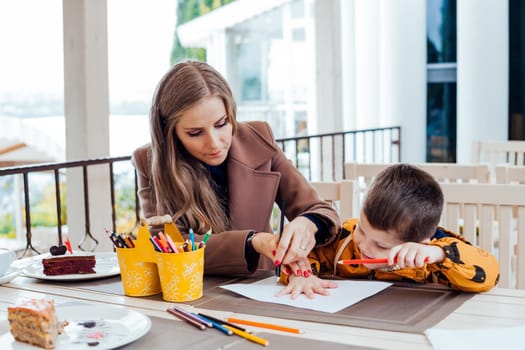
[132,121,340,275]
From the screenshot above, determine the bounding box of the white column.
[457,0,509,163]
[340,0,356,131]
[354,0,380,130]
[63,0,113,251]
[379,0,426,162]
[314,0,343,133]
[206,31,228,76]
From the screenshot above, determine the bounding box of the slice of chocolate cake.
[42,255,96,276]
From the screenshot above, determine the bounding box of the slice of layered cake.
[7,298,67,349]
[42,255,96,276]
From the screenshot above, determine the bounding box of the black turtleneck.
[205,162,229,215]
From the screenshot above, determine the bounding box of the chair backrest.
[310,180,358,220]
[495,165,525,184]
[345,162,490,184]
[416,163,490,183]
[439,183,525,289]
[344,162,492,213]
[344,163,390,188]
[474,141,525,167]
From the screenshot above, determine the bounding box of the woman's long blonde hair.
[149,60,237,234]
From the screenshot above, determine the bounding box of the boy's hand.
[275,274,338,300]
[388,242,446,268]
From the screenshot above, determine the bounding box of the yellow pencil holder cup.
[155,247,205,302]
[116,247,161,296]
[116,222,204,301]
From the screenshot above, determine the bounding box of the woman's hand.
[250,231,313,277]
[275,274,338,299]
[274,216,317,266]
[250,232,278,260]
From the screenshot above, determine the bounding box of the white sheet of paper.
[220,276,392,313]
[425,325,525,350]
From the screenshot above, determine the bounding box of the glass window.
[426,83,457,162]
[509,0,525,140]
[427,0,456,63]
[229,0,311,139]
[426,0,457,162]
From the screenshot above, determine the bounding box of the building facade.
[178,0,514,163]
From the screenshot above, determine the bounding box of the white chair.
[440,183,525,289]
[311,180,358,220]
[344,162,492,213]
[416,163,490,183]
[269,180,358,232]
[345,162,490,184]
[473,140,525,167]
[495,164,525,184]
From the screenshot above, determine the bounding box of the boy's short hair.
[362,163,444,242]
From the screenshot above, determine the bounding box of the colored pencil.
[189,228,195,251]
[164,233,179,253]
[223,325,269,347]
[199,229,212,248]
[338,258,389,264]
[197,313,247,332]
[337,257,429,265]
[226,317,302,334]
[195,314,233,335]
[166,308,206,330]
[171,306,211,328]
[275,200,286,282]
[149,236,162,252]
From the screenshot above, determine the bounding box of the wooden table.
[1,272,525,349]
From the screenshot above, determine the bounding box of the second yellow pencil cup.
[116,248,162,296]
[155,248,205,302]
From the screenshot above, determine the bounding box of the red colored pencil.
[338,257,429,265]
[338,258,388,264]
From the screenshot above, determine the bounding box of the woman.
[132,60,340,276]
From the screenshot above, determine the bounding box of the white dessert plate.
[0,301,151,350]
[22,252,120,281]
[0,267,22,285]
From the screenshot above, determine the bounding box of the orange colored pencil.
[226,317,302,334]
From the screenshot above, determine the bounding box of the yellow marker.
[223,325,269,347]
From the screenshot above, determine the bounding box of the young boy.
[277,164,500,299]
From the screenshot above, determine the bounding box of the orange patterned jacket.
[281,218,500,292]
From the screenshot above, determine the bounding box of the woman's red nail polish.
[296,269,301,276]
[272,250,276,256]
[303,271,310,278]
[274,260,280,267]
[285,267,291,275]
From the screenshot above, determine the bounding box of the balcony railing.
[0,126,400,256]
[276,126,400,181]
